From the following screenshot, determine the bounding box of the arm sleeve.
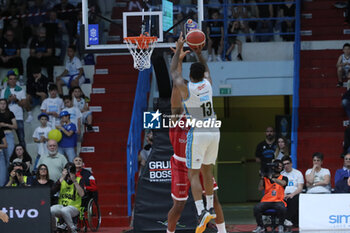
[86,177,97,192]
[297,171,304,184]
[75,57,83,69]
[305,169,311,176]
[78,178,85,190]
[52,180,61,194]
[40,99,47,110]
[324,168,331,177]
[334,170,343,184]
[17,90,26,100]
[77,108,82,119]
[282,176,289,187]
[9,111,15,120]
[81,169,98,192]
[70,123,77,132]
[59,99,64,110]
[255,143,262,159]
[32,128,39,139]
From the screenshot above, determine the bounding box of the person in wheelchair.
[73,156,100,231]
[253,159,288,233]
[51,162,85,233]
[73,156,98,204]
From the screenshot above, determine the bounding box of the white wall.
[234,41,294,61]
[181,60,294,96]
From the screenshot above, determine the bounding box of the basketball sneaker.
[208,207,216,219]
[57,222,67,230]
[252,226,265,233]
[70,225,78,233]
[278,225,284,233]
[25,114,33,123]
[195,209,213,233]
[284,219,293,227]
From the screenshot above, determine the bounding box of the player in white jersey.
[170,33,221,233]
[336,43,350,87]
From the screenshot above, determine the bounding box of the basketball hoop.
[124,34,158,71]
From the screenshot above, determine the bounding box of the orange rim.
[124,34,158,49]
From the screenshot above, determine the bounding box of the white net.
[124,37,157,71]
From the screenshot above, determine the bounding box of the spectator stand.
[25,63,94,168]
[0,47,69,85]
[162,1,296,62]
[53,64,95,96]
[201,1,296,60]
[0,50,95,171]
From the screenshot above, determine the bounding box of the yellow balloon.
[48,129,62,142]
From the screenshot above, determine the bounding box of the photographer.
[253,160,288,233]
[51,162,85,233]
[6,160,30,187]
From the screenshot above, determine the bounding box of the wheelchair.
[57,191,101,232]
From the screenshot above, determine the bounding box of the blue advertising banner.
[88,24,99,45]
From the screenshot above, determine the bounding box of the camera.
[66,164,76,174]
[15,169,23,176]
[64,163,76,184]
[261,161,280,178]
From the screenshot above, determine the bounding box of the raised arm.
[271,177,287,187]
[336,55,345,68]
[170,44,190,76]
[305,170,316,187]
[170,46,189,118]
[170,33,189,99]
[192,45,212,85]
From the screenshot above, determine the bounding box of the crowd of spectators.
[0,71,94,186]
[0,0,102,188]
[0,67,94,186]
[166,0,296,61]
[0,2,100,231]
[254,126,350,231]
[3,139,97,232]
[0,0,106,49]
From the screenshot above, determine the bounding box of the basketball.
[48,129,62,142]
[186,29,206,50]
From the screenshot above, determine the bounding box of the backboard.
[82,0,204,52]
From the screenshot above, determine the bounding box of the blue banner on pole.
[88,24,99,45]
